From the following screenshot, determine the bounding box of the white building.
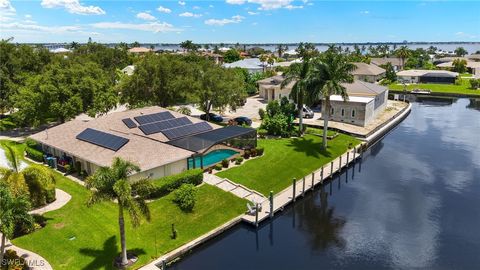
[352,62,386,83]
[397,70,459,84]
[121,65,135,76]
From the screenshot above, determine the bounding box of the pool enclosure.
[167,126,257,169]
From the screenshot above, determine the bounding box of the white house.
[397,70,459,84]
[121,65,135,76]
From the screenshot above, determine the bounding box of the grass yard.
[2,141,246,270]
[217,133,360,196]
[389,79,480,96]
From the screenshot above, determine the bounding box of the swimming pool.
[188,149,239,168]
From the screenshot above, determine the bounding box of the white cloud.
[248,11,259,15]
[136,12,156,21]
[209,4,214,8]
[204,15,244,26]
[0,0,15,12]
[24,14,32,18]
[91,21,179,33]
[360,10,370,14]
[285,4,303,10]
[41,0,105,15]
[225,0,296,10]
[178,1,186,6]
[179,12,202,18]
[157,6,171,13]
[455,31,476,39]
[1,22,82,33]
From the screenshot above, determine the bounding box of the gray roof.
[223,58,264,70]
[370,57,402,67]
[342,80,387,96]
[352,62,386,76]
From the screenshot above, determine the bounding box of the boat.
[411,89,431,94]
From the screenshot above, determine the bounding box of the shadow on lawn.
[287,137,333,159]
[79,236,146,270]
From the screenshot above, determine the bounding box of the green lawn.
[389,79,480,96]
[217,134,360,196]
[2,141,246,270]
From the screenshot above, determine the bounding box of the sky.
[0,0,479,43]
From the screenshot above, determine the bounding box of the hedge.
[25,146,44,162]
[150,169,203,198]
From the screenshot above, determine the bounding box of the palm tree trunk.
[0,233,6,264]
[118,205,128,266]
[322,99,330,149]
[298,104,303,136]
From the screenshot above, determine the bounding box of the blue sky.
[0,0,479,43]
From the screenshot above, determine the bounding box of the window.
[331,108,334,115]
[352,109,356,118]
[341,109,345,117]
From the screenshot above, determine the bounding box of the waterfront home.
[29,107,256,180]
[258,75,388,126]
[436,61,480,76]
[397,69,459,84]
[121,65,135,76]
[370,57,403,71]
[352,62,386,83]
[223,58,265,73]
[128,47,152,54]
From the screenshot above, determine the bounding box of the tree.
[0,182,34,264]
[383,62,397,82]
[192,63,246,120]
[180,40,199,52]
[454,47,468,57]
[452,59,468,73]
[0,145,29,197]
[69,41,80,50]
[85,158,153,267]
[395,46,411,69]
[307,50,356,148]
[259,54,268,72]
[296,42,319,59]
[281,61,310,136]
[276,44,288,58]
[223,49,241,63]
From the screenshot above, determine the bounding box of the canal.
[171,97,480,270]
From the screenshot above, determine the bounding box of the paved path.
[1,188,71,270]
[203,174,267,203]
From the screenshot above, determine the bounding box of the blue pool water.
[189,149,239,168]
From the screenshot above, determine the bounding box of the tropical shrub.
[25,147,43,162]
[214,164,223,171]
[257,129,268,138]
[221,159,229,168]
[256,147,264,156]
[1,250,29,270]
[235,157,244,165]
[454,79,462,85]
[151,169,203,198]
[173,184,197,212]
[469,78,480,89]
[22,165,56,208]
[243,150,251,159]
[250,148,257,157]
[258,108,265,120]
[261,114,291,137]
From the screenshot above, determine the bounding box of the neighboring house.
[223,58,265,73]
[29,107,256,180]
[202,52,224,65]
[370,57,403,71]
[128,47,152,54]
[436,61,480,76]
[121,65,135,76]
[397,70,459,84]
[258,75,388,127]
[50,48,72,54]
[352,62,386,83]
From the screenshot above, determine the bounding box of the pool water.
[189,149,239,168]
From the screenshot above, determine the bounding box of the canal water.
[171,98,480,270]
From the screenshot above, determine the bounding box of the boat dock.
[242,144,365,226]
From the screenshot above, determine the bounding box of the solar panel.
[134,111,174,125]
[122,118,137,129]
[162,122,213,140]
[138,117,192,135]
[76,128,129,151]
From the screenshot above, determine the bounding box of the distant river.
[170,97,480,270]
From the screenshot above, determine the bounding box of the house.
[223,58,265,73]
[128,47,152,54]
[29,107,256,180]
[50,48,72,54]
[202,52,224,65]
[258,75,388,127]
[396,70,459,84]
[436,61,480,76]
[370,57,403,71]
[121,65,135,76]
[352,62,386,83]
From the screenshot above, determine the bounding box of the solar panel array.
[122,118,137,129]
[138,117,192,135]
[76,128,129,151]
[134,111,174,125]
[162,122,213,140]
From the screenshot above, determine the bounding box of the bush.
[256,147,264,156]
[470,78,480,89]
[25,138,39,149]
[257,129,268,138]
[151,169,203,198]
[2,250,29,270]
[261,114,291,137]
[25,146,44,162]
[244,149,251,159]
[23,165,56,208]
[454,79,462,85]
[173,184,197,212]
[214,164,223,171]
[250,148,257,157]
[221,159,229,168]
[75,161,82,174]
[258,108,266,120]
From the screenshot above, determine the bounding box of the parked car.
[233,116,252,126]
[302,105,315,118]
[200,113,223,123]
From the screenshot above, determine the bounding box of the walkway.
[2,188,72,270]
[242,145,363,225]
[203,174,267,203]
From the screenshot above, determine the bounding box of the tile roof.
[352,62,386,76]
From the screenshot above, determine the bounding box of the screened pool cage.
[167,126,257,170]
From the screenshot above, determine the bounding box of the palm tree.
[306,49,356,148]
[0,145,29,197]
[0,182,34,263]
[259,54,268,72]
[395,46,411,69]
[85,158,153,267]
[281,60,310,136]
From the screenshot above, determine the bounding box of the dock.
[241,144,364,226]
